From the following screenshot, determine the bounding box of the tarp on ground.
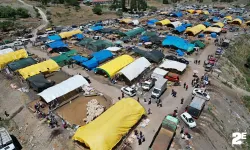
[74,34,84,40]
[168,21,182,28]
[0,49,28,69]
[38,75,90,103]
[78,38,94,46]
[18,59,60,79]
[224,16,232,21]
[96,55,134,78]
[175,25,187,33]
[47,40,68,49]
[7,57,37,71]
[48,35,61,41]
[82,57,99,70]
[133,48,164,63]
[120,18,132,24]
[89,26,104,31]
[59,29,82,39]
[160,60,187,72]
[124,27,145,37]
[212,22,224,28]
[51,50,77,66]
[71,55,88,63]
[203,22,211,27]
[191,40,205,49]
[232,18,242,25]
[73,98,145,150]
[156,19,171,26]
[185,24,206,36]
[27,73,54,92]
[147,19,158,25]
[170,12,183,17]
[0,48,13,55]
[204,27,221,33]
[162,36,195,52]
[91,50,113,63]
[119,57,151,81]
[87,40,113,52]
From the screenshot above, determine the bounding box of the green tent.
[87,40,113,52]
[51,50,77,66]
[141,31,157,37]
[191,40,205,49]
[7,57,37,71]
[124,27,145,37]
[78,38,94,46]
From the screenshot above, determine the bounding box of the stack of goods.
[84,99,104,124]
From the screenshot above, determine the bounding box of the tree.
[16,8,30,18]
[149,6,157,12]
[41,0,49,5]
[163,0,169,4]
[92,5,102,15]
[0,21,15,32]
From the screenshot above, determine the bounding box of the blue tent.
[211,33,217,38]
[47,40,68,48]
[91,50,113,63]
[82,57,99,70]
[183,23,192,27]
[74,34,84,40]
[147,19,158,25]
[140,36,150,42]
[203,22,211,27]
[170,12,183,17]
[48,35,61,41]
[71,55,88,63]
[212,17,219,22]
[176,49,184,56]
[237,16,243,21]
[162,35,194,52]
[175,25,186,33]
[90,26,103,31]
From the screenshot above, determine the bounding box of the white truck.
[151,78,168,98]
[0,127,15,150]
[141,79,156,91]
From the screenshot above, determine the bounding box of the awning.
[0,49,28,69]
[204,27,221,33]
[18,59,60,79]
[156,19,171,26]
[119,57,151,81]
[38,75,90,103]
[59,29,82,39]
[0,48,13,55]
[96,55,134,78]
[73,98,145,150]
[7,57,37,71]
[212,22,224,28]
[160,60,187,72]
[185,24,206,36]
[48,34,61,41]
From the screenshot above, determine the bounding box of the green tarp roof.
[78,38,94,46]
[87,40,113,52]
[141,31,157,37]
[191,40,205,49]
[7,57,37,71]
[51,50,77,66]
[125,27,145,37]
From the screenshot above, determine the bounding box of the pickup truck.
[149,115,179,150]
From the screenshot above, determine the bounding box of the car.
[192,88,210,100]
[178,58,189,65]
[165,55,178,61]
[121,86,136,97]
[180,112,196,128]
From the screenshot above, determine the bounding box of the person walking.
[4,111,9,117]
[148,98,151,105]
[148,108,152,115]
[137,97,140,102]
[144,98,147,103]
[198,60,200,65]
[185,84,188,91]
[118,97,121,100]
[181,98,184,104]
[183,82,186,88]
[122,92,124,98]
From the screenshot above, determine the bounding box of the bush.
[16,8,30,18]
[0,21,15,32]
[116,10,123,16]
[149,6,157,12]
[92,5,102,15]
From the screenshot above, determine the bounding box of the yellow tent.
[73,98,145,150]
[18,59,60,79]
[212,22,224,28]
[185,24,206,36]
[204,27,221,33]
[119,18,132,24]
[187,9,195,14]
[202,10,209,15]
[96,55,134,78]
[195,10,202,14]
[160,12,169,15]
[224,16,232,21]
[155,19,171,26]
[232,18,242,25]
[59,29,82,39]
[0,49,27,69]
[246,20,250,26]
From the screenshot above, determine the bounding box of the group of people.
[134,130,145,145]
[46,112,59,129]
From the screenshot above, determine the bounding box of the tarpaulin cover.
[133,48,164,63]
[162,36,195,52]
[18,59,60,79]
[74,34,84,40]
[185,24,206,36]
[224,16,232,21]
[160,60,187,72]
[48,35,61,41]
[38,75,89,103]
[141,31,157,37]
[47,40,68,48]
[7,57,37,71]
[147,19,158,25]
[96,55,134,78]
[0,48,13,55]
[51,50,77,66]
[124,27,145,37]
[91,50,113,63]
[191,40,205,49]
[140,36,150,42]
[156,19,171,26]
[119,57,151,81]
[89,26,103,31]
[203,22,211,27]
[78,38,94,46]
[27,73,54,92]
[212,22,224,28]
[204,27,221,33]
[0,49,28,69]
[183,23,192,27]
[170,12,183,17]
[73,98,145,150]
[87,40,113,52]
[59,29,82,39]
[211,33,217,38]
[175,25,186,33]
[82,57,99,70]
[212,17,219,22]
[72,55,88,63]
[176,49,184,56]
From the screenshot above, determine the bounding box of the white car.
[121,86,136,97]
[192,88,210,100]
[180,112,196,128]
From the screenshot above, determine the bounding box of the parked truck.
[0,127,15,150]
[151,78,168,98]
[149,115,179,150]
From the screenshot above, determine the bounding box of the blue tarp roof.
[203,22,211,27]
[162,35,194,52]
[171,12,183,17]
[176,49,184,56]
[82,57,99,70]
[147,19,158,25]
[90,26,103,31]
[183,23,192,27]
[48,34,61,41]
[198,34,205,38]
[71,55,88,63]
[140,36,150,42]
[212,17,219,22]
[236,16,243,21]
[74,34,84,40]
[211,33,217,38]
[47,40,68,48]
[91,50,113,63]
[175,25,186,33]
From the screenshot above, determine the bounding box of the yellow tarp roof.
[202,10,209,15]
[160,11,168,15]
[59,29,82,39]
[212,22,224,28]
[246,20,250,25]
[195,10,202,14]
[97,55,134,78]
[0,49,27,69]
[73,98,145,150]
[187,9,195,13]
[232,18,242,25]
[185,24,206,36]
[156,19,171,26]
[204,27,221,33]
[120,18,132,24]
[18,59,60,79]
[224,16,232,21]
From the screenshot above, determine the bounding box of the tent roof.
[175,25,186,33]
[82,57,99,70]
[246,20,250,25]
[96,55,134,78]
[204,27,221,33]
[185,24,206,36]
[59,29,82,39]
[195,10,202,14]
[162,36,194,52]
[212,17,220,22]
[232,18,242,25]
[203,22,211,27]
[48,34,61,41]
[124,27,145,37]
[89,26,103,31]
[212,22,224,28]
[0,48,13,55]
[87,40,113,52]
[170,12,183,17]
[224,16,232,21]
[153,68,168,76]
[7,57,37,71]
[160,60,187,72]
[71,55,88,63]
[38,75,89,103]
[47,40,68,49]
[27,73,53,91]
[120,18,132,24]
[91,50,113,63]
[0,49,28,69]
[133,48,164,63]
[106,47,121,52]
[191,40,205,48]
[156,19,171,26]
[187,9,195,13]
[78,38,94,46]
[119,57,151,81]
[169,21,182,28]
[51,50,77,66]
[202,10,209,15]
[147,19,158,25]
[73,98,145,150]
[74,34,84,40]
[18,59,60,79]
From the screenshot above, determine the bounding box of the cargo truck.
[0,127,15,150]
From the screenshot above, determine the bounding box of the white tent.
[170,21,182,28]
[119,57,151,81]
[106,47,121,52]
[0,48,14,55]
[38,75,90,103]
[132,20,139,25]
[151,68,168,79]
[160,60,187,72]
